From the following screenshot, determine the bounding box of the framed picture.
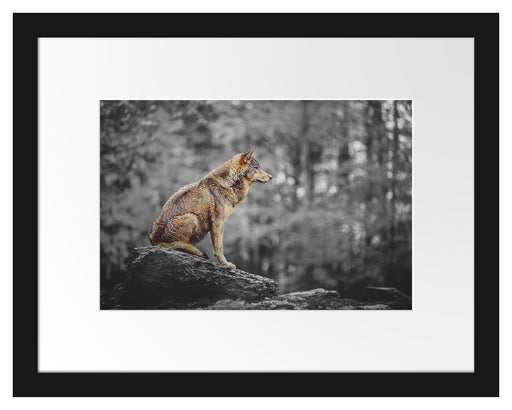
[13,13,499,396]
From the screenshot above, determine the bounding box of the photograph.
[100,100,412,310]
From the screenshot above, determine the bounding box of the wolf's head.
[237,150,272,184]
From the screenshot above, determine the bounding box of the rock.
[359,286,412,309]
[100,283,126,309]
[206,288,394,310]
[257,288,343,310]
[123,246,279,306]
[100,247,412,310]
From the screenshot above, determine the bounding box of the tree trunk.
[300,101,314,207]
[389,101,400,284]
[364,102,375,247]
[337,111,351,188]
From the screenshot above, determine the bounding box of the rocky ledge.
[101,246,411,310]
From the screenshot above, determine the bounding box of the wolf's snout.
[257,173,272,183]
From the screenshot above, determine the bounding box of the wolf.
[149,150,272,270]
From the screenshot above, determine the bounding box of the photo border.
[13,13,499,397]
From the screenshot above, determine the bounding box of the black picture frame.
[13,13,499,397]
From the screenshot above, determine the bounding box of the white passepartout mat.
[38,38,473,372]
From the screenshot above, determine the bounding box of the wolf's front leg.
[210,222,236,270]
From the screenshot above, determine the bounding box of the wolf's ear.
[240,150,254,165]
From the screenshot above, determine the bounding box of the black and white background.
[100,99,412,310]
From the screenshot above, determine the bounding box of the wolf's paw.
[224,262,236,270]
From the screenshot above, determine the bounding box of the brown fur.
[149,150,272,269]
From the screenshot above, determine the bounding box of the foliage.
[100,100,412,295]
